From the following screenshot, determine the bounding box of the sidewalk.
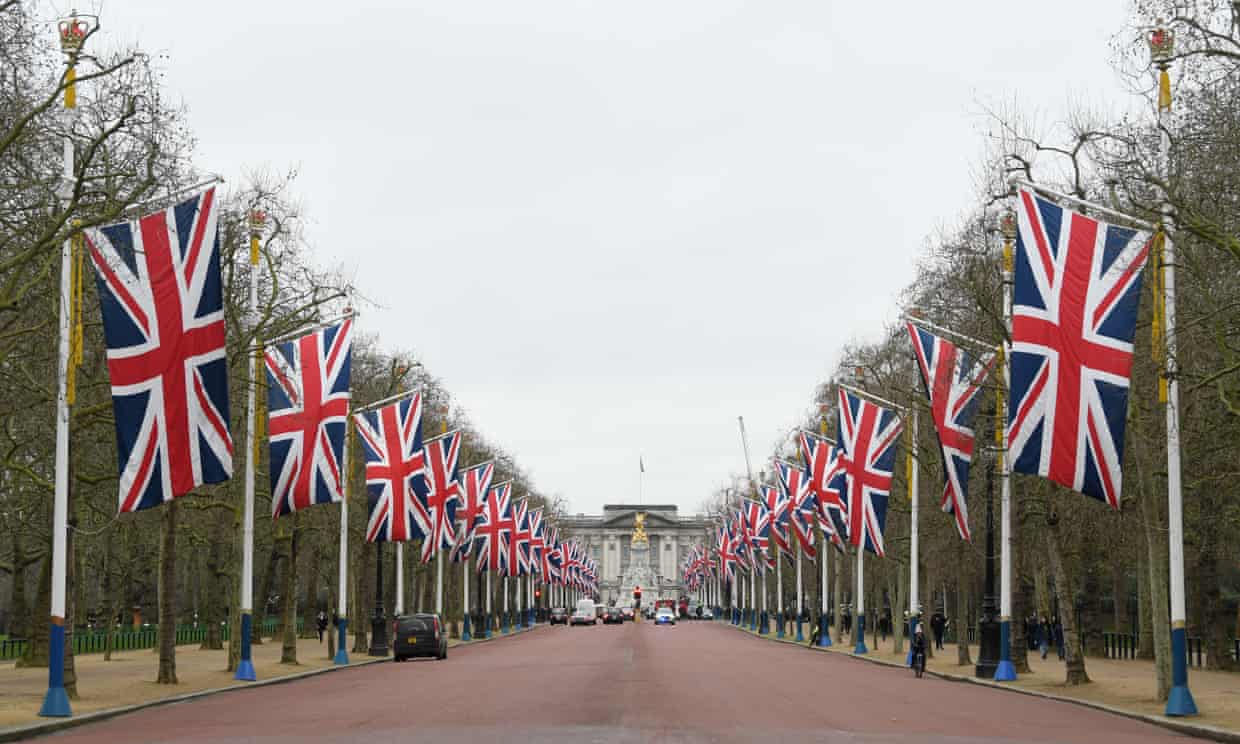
[0,623,540,734]
[733,622,1240,737]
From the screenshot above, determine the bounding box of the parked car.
[393,613,447,661]
[701,607,714,620]
[620,606,635,621]
[655,608,676,626]
[549,607,569,625]
[603,607,624,625]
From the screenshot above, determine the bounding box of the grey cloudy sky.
[86,0,1132,516]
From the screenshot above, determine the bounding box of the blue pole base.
[795,618,803,642]
[994,660,1017,681]
[235,612,257,679]
[994,619,1015,680]
[501,614,509,634]
[1167,685,1198,717]
[854,614,867,655]
[332,617,349,666]
[818,616,832,647]
[462,614,472,642]
[39,685,71,718]
[40,623,71,718]
[485,616,493,639]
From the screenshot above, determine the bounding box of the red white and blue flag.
[474,482,514,573]
[837,387,903,557]
[776,460,818,559]
[507,499,532,577]
[451,461,493,563]
[760,482,792,557]
[355,393,426,543]
[265,318,354,518]
[717,523,738,584]
[86,189,232,513]
[527,508,545,578]
[799,431,846,550]
[1008,189,1150,509]
[907,320,995,541]
[416,430,462,561]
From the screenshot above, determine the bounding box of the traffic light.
[535,588,541,600]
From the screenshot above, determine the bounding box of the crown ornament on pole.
[999,211,1017,241]
[1147,21,1174,68]
[58,12,90,57]
[248,209,267,235]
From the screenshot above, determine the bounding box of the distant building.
[559,504,710,604]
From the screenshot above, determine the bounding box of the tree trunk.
[892,570,905,655]
[1011,534,1030,674]
[327,601,336,660]
[102,527,116,661]
[1137,542,1153,659]
[17,555,50,668]
[280,514,299,664]
[156,500,178,685]
[831,549,844,643]
[955,557,972,666]
[1045,518,1089,685]
[200,511,225,651]
[9,532,28,640]
[255,544,281,644]
[352,542,369,654]
[300,541,320,638]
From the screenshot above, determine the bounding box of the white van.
[571,599,597,626]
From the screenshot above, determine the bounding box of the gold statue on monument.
[631,512,649,545]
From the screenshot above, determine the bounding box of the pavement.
[22,618,1217,743]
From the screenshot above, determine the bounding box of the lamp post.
[975,446,1000,679]
[369,542,388,656]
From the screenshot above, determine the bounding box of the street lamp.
[975,445,1001,679]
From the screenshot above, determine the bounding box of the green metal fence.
[0,617,306,661]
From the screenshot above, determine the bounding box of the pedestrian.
[842,610,852,635]
[1039,616,1051,659]
[878,611,889,642]
[910,624,928,676]
[316,610,328,642]
[930,611,947,650]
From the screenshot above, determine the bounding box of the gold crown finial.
[248,209,267,233]
[1148,22,1174,66]
[58,12,89,56]
[1000,211,1017,240]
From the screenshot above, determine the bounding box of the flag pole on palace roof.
[1150,20,1196,718]
[41,10,93,718]
[235,208,266,682]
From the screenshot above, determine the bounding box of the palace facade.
[559,504,711,604]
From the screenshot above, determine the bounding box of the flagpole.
[854,545,867,654]
[485,570,493,638]
[502,576,510,634]
[41,12,90,718]
[819,531,831,646]
[235,209,265,683]
[394,543,404,616]
[795,549,803,642]
[995,212,1017,681]
[333,417,350,665]
[907,407,921,666]
[774,546,783,637]
[1150,25,1196,717]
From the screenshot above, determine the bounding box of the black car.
[603,607,624,625]
[393,613,448,662]
[549,607,569,625]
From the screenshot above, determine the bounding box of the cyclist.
[911,625,928,677]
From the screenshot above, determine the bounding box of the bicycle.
[912,649,926,678]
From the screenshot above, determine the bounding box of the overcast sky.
[80,0,1135,516]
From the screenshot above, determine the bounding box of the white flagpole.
[462,560,471,640]
[503,576,510,633]
[908,407,921,666]
[41,13,83,716]
[435,549,444,616]
[395,543,404,616]
[235,210,264,683]
[1151,25,1195,717]
[819,532,831,646]
[333,419,350,665]
[795,549,803,641]
[995,213,1017,681]
[485,570,493,638]
[775,550,783,637]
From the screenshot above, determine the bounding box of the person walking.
[1040,616,1052,659]
[316,610,328,643]
[1053,618,1065,660]
[930,610,947,651]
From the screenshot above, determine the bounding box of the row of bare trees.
[0,2,565,695]
[700,1,1239,699]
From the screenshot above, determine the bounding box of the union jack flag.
[526,508,545,577]
[744,499,770,557]
[717,523,738,584]
[416,431,461,562]
[1008,189,1151,509]
[837,387,903,557]
[86,189,232,513]
[451,461,493,563]
[776,460,818,559]
[799,431,846,550]
[355,394,426,543]
[907,321,996,541]
[473,482,513,573]
[507,499,532,577]
[760,482,792,557]
[265,319,353,518]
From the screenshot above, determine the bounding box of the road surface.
[44,620,1204,743]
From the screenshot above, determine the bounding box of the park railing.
[0,617,306,661]
[1102,631,1239,667]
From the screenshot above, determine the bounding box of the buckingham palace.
[559,504,711,604]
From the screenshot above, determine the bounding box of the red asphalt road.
[42,621,1205,744]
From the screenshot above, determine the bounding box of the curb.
[728,623,1240,744]
[4,625,546,743]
